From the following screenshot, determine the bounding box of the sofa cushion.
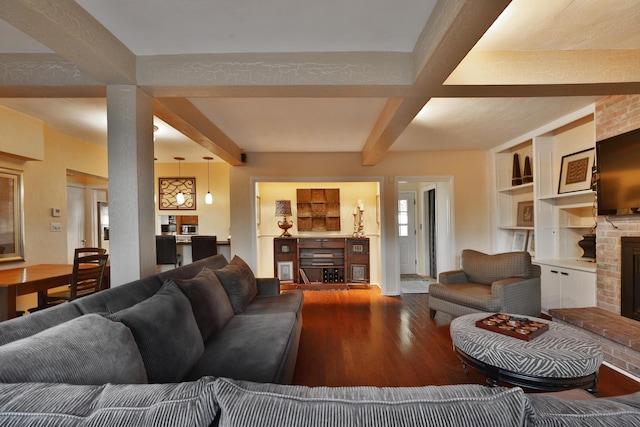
[242,290,304,317]
[214,378,530,427]
[185,313,297,384]
[214,255,258,314]
[0,302,82,346]
[461,249,533,285]
[108,280,204,383]
[0,313,147,385]
[0,377,218,426]
[428,282,502,312]
[526,392,640,426]
[174,268,235,341]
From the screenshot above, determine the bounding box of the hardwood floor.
[291,287,640,397]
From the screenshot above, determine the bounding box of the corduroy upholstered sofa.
[0,252,639,426]
[0,254,303,387]
[428,249,542,319]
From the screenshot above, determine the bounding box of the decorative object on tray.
[511,153,522,186]
[275,200,293,237]
[516,200,534,227]
[522,156,533,183]
[558,148,595,194]
[475,313,549,341]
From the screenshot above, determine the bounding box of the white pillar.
[106,85,156,286]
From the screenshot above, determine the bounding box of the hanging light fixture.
[203,156,214,204]
[174,156,185,205]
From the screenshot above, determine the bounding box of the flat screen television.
[596,127,640,216]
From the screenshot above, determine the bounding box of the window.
[398,200,408,237]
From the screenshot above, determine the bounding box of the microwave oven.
[181,224,198,235]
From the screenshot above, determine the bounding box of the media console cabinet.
[274,237,369,288]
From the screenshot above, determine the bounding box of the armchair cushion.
[429,283,502,312]
[461,249,533,285]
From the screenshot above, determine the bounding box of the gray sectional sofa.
[0,253,639,426]
[0,254,303,386]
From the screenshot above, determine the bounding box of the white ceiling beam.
[0,0,136,84]
[361,0,511,166]
[447,49,640,86]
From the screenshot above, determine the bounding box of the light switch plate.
[51,208,62,217]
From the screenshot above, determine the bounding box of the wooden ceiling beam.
[154,98,244,166]
[361,0,511,166]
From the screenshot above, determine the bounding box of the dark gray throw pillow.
[174,268,235,341]
[0,314,147,385]
[108,280,204,383]
[214,256,258,314]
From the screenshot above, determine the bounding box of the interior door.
[398,192,417,275]
[423,188,437,277]
[66,184,86,263]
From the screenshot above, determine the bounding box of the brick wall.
[595,95,640,314]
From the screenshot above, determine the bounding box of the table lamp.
[275,200,293,237]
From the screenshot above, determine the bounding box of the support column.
[106,85,156,286]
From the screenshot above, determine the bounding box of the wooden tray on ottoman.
[475,313,549,341]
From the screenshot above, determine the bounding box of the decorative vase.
[512,153,522,186]
[522,156,533,183]
[578,234,596,260]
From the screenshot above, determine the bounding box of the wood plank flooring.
[291,287,640,397]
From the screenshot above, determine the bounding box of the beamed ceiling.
[1,0,639,165]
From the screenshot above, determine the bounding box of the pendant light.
[203,156,214,204]
[174,157,185,205]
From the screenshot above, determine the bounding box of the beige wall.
[154,161,231,240]
[0,116,109,312]
[230,151,492,295]
[255,181,381,282]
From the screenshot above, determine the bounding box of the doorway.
[423,187,437,278]
[398,178,454,284]
[66,183,86,263]
[398,192,417,275]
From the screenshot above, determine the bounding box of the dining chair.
[190,235,217,262]
[156,235,182,268]
[30,250,109,312]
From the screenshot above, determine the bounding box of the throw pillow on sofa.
[108,280,204,383]
[214,256,258,314]
[213,378,530,427]
[174,267,235,341]
[0,314,147,385]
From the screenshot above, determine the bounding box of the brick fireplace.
[595,95,640,315]
[550,96,640,379]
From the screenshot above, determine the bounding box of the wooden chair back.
[70,252,109,300]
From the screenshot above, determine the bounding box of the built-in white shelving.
[491,105,597,311]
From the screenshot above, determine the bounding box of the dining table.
[0,264,110,321]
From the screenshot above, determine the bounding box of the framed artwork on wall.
[558,148,595,194]
[0,168,25,263]
[159,177,196,210]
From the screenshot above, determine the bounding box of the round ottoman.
[450,312,603,392]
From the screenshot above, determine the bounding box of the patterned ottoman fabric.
[450,313,603,379]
